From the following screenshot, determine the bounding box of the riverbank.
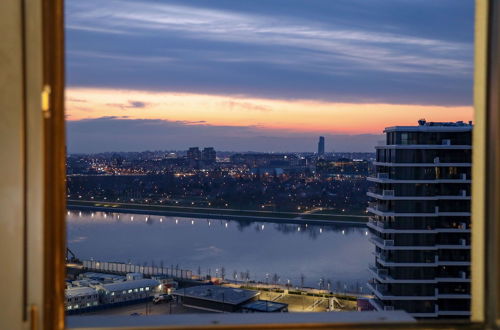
[67,200,368,226]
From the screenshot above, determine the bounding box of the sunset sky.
[65,0,474,152]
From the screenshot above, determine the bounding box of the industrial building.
[65,287,99,311]
[367,120,472,318]
[173,285,260,313]
[97,278,160,304]
[78,272,125,283]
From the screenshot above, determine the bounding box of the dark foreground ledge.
[67,310,414,329]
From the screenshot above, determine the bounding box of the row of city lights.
[67,211,369,235]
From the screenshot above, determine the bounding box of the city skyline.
[65,0,474,153]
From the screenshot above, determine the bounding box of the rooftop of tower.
[384,120,473,133]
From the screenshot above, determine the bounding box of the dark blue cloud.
[106,100,149,109]
[66,117,382,153]
[65,0,474,106]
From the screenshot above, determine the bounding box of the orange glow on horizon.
[66,87,473,134]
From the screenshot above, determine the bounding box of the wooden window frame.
[39,0,499,329]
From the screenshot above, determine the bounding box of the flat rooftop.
[173,285,259,305]
[65,286,97,298]
[99,279,160,292]
[242,300,288,312]
[384,120,473,133]
[81,272,125,281]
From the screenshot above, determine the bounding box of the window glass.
[64,0,475,325]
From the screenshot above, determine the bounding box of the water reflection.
[67,210,371,289]
[68,210,366,239]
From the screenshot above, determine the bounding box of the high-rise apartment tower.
[367,120,472,318]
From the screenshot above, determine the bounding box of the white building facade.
[97,279,160,304]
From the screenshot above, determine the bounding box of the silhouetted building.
[187,147,201,161]
[367,120,472,318]
[230,153,298,168]
[318,136,325,157]
[202,147,216,165]
[316,158,370,177]
[187,147,201,167]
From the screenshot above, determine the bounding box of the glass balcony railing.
[370,235,394,247]
[377,173,389,179]
[382,190,395,196]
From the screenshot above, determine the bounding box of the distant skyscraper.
[202,147,216,164]
[187,147,201,166]
[367,120,472,318]
[317,136,325,157]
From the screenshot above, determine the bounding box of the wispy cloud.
[66,24,138,36]
[67,0,471,76]
[106,100,151,110]
[68,50,174,64]
[65,87,473,137]
[222,101,272,112]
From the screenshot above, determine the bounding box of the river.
[67,210,372,292]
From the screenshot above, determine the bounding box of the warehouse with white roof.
[97,278,160,304]
[65,287,99,311]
